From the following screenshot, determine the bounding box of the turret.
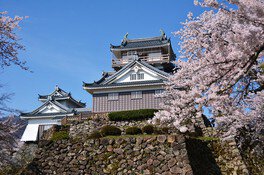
[110,30,176,73]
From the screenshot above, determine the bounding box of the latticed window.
[137,73,144,80]
[155,89,164,97]
[108,93,119,100]
[130,73,144,80]
[130,74,137,80]
[131,91,142,99]
[155,89,164,95]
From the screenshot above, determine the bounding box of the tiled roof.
[83,59,170,89]
[20,100,74,117]
[102,59,169,85]
[139,60,171,77]
[38,86,86,107]
[110,36,170,50]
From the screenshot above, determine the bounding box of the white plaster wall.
[116,69,159,83]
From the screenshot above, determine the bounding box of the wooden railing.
[61,112,92,125]
[112,54,170,67]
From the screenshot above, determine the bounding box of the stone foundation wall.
[203,128,249,175]
[41,125,57,140]
[22,135,193,175]
[20,119,257,175]
[208,139,249,175]
[236,127,264,174]
[70,119,150,138]
[69,113,175,138]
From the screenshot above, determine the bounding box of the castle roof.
[38,86,86,107]
[20,99,77,118]
[110,31,172,51]
[83,59,170,93]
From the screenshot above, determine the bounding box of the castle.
[83,31,175,113]
[20,31,175,141]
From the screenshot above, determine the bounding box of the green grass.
[195,136,220,141]
[104,134,158,139]
[51,131,69,141]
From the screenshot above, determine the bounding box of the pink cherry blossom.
[153,0,264,138]
[0,11,28,70]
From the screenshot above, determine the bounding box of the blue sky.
[0,0,205,113]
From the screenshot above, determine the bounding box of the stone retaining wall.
[203,128,249,175]
[69,113,176,138]
[22,135,193,175]
[69,119,150,138]
[208,139,249,175]
[20,118,255,175]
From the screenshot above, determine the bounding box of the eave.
[20,112,75,119]
[83,81,165,94]
[110,43,170,51]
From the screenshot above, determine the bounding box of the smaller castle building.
[20,86,87,142]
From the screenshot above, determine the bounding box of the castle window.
[137,73,144,80]
[155,90,164,97]
[130,74,137,80]
[131,91,142,99]
[130,73,144,80]
[108,93,118,100]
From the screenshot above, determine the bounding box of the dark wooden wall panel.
[92,90,163,113]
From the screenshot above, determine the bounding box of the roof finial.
[160,29,166,40]
[124,32,128,40]
[121,32,129,46]
[55,84,59,90]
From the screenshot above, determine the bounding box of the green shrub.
[142,125,155,134]
[101,125,121,136]
[61,124,70,131]
[161,127,169,134]
[108,109,158,121]
[154,127,169,134]
[125,127,142,135]
[51,131,69,141]
[88,130,102,139]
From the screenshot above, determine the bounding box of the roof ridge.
[38,86,69,98]
[126,36,164,42]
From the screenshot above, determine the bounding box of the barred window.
[130,73,144,80]
[137,73,144,80]
[155,90,164,95]
[130,74,137,80]
[108,93,118,100]
[131,91,142,99]
[155,90,164,97]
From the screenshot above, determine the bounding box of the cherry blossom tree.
[152,0,264,138]
[0,11,27,70]
[0,11,27,115]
